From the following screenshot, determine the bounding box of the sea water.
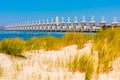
[0,30,65,41]
[0,30,95,41]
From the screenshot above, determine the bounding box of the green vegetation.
[25,32,89,51]
[1,28,120,79]
[0,66,3,77]
[25,37,45,51]
[92,27,120,73]
[0,33,88,56]
[25,36,62,51]
[68,54,94,80]
[43,36,62,51]
[61,32,88,49]
[0,38,25,57]
[0,42,2,53]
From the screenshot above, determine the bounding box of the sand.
[0,53,12,68]
[0,42,120,80]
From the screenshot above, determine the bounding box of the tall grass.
[25,37,45,51]
[0,38,25,56]
[43,36,62,51]
[25,33,88,51]
[61,32,88,49]
[0,42,2,53]
[26,36,62,51]
[0,33,89,56]
[0,66,3,78]
[92,27,120,73]
[68,54,94,80]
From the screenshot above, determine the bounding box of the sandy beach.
[0,42,120,80]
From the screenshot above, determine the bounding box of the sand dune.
[0,42,120,80]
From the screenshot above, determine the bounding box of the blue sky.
[0,0,120,26]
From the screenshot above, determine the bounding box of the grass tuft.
[61,32,88,49]
[68,54,94,80]
[0,38,25,57]
[0,66,3,77]
[25,37,45,51]
[43,36,62,51]
[92,27,120,73]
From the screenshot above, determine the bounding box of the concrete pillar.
[81,16,86,32]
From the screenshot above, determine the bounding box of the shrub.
[68,54,94,80]
[0,38,25,56]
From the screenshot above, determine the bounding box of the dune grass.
[0,33,89,54]
[61,32,88,49]
[43,36,62,51]
[25,32,89,51]
[0,38,25,57]
[0,66,3,77]
[1,29,120,79]
[67,54,94,80]
[92,27,120,73]
[25,37,46,51]
[0,33,89,58]
[25,36,62,51]
[0,42,2,53]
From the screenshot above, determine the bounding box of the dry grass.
[0,66,3,78]
[67,54,94,80]
[0,33,89,55]
[0,38,25,57]
[0,43,90,80]
[92,27,120,73]
[43,36,62,51]
[25,37,45,51]
[61,32,89,49]
[1,29,120,80]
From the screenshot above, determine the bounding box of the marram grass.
[0,32,89,57]
[0,66,3,77]
[25,37,46,51]
[25,33,89,51]
[92,27,120,73]
[67,54,94,80]
[61,32,88,49]
[1,29,120,79]
[0,38,25,56]
[43,36,62,51]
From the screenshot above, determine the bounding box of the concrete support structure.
[5,16,119,32]
[99,16,107,30]
[111,17,119,28]
[81,16,87,32]
[45,18,49,31]
[59,17,65,32]
[89,16,96,32]
[55,16,60,31]
[66,17,71,32]
[73,16,79,32]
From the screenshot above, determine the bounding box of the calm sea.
[0,31,65,41]
[0,30,95,41]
